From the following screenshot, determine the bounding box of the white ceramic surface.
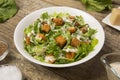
[102,7,120,31]
[14,6,105,68]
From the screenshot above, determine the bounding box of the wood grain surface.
[0,0,120,80]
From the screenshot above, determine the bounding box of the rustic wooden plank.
[44,0,85,9]
[44,0,119,21]
[0,0,120,80]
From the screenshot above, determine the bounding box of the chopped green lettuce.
[24,12,99,64]
[33,19,40,34]
[51,12,70,18]
[76,16,85,26]
[32,45,44,54]
[83,28,97,37]
[41,12,49,19]
[34,55,44,62]
[24,44,34,55]
[91,38,98,47]
[46,40,61,57]
[24,25,33,35]
[55,58,74,64]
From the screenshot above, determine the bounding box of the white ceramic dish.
[14,6,105,68]
[0,65,22,80]
[102,7,120,31]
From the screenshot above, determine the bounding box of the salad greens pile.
[80,0,112,12]
[24,12,98,64]
[0,0,18,22]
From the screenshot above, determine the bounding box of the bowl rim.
[0,40,9,61]
[14,6,105,68]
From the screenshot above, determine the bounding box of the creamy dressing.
[35,35,42,41]
[47,20,51,25]
[110,62,120,76]
[64,48,77,52]
[31,30,35,35]
[59,53,65,58]
[27,33,31,37]
[76,35,82,40]
[37,23,41,28]
[65,19,72,23]
[45,55,56,63]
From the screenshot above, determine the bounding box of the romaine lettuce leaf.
[41,12,49,19]
[80,0,112,12]
[0,0,18,22]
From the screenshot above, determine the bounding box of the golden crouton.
[52,18,64,26]
[71,38,80,47]
[66,52,75,59]
[67,27,76,34]
[74,21,80,27]
[55,36,67,48]
[36,33,46,40]
[26,37,30,45]
[41,23,51,33]
[69,16,75,20]
[80,26,88,34]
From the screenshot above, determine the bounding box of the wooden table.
[0,0,120,80]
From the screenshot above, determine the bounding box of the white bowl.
[14,6,105,68]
